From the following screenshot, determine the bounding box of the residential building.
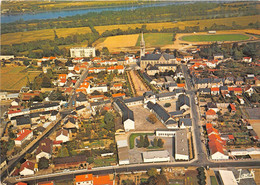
[70,47,96,58]
[56,128,69,143]
[15,129,33,146]
[19,161,37,176]
[206,109,218,120]
[53,155,86,169]
[75,174,93,185]
[35,138,53,162]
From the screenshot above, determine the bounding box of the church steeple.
[140,32,145,57]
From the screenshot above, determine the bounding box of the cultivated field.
[94,34,139,51]
[136,33,173,47]
[95,15,260,34]
[0,66,41,91]
[1,27,92,45]
[181,34,250,42]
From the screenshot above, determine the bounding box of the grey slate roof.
[124,96,144,104]
[16,115,31,125]
[76,92,87,102]
[114,99,134,122]
[156,92,176,99]
[175,129,189,157]
[220,86,228,91]
[29,102,60,110]
[142,72,154,83]
[147,101,170,123]
[169,110,184,117]
[146,64,159,70]
[178,94,190,107]
[143,91,155,97]
[141,54,161,60]
[76,105,86,111]
[199,88,211,93]
[179,118,192,127]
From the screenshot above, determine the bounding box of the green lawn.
[129,133,154,149]
[210,176,219,185]
[181,34,249,42]
[136,33,173,47]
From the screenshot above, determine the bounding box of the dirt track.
[129,70,149,96]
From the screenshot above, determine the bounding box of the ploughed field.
[181,34,250,42]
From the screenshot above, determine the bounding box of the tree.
[23,60,30,66]
[102,47,109,56]
[57,146,69,157]
[144,135,150,148]
[147,114,157,124]
[147,168,158,177]
[153,138,158,147]
[87,157,94,164]
[137,135,144,148]
[176,77,181,83]
[148,174,169,185]
[38,157,49,169]
[158,138,164,148]
[104,112,114,131]
[164,103,171,107]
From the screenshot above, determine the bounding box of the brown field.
[95,15,260,34]
[1,27,92,45]
[94,34,139,51]
[0,66,41,91]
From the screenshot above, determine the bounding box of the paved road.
[0,68,89,182]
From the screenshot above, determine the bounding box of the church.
[139,33,176,70]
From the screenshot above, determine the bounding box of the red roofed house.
[37,181,55,185]
[75,174,114,185]
[228,135,235,141]
[15,129,33,146]
[56,128,69,143]
[206,109,218,120]
[234,87,242,95]
[75,174,93,185]
[229,103,236,114]
[237,96,244,105]
[15,182,28,185]
[177,83,185,88]
[110,83,123,91]
[112,93,125,98]
[208,140,228,160]
[37,61,42,66]
[243,57,252,63]
[205,123,213,130]
[107,65,124,74]
[211,87,219,95]
[207,127,219,136]
[20,161,37,176]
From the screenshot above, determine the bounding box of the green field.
[210,176,219,185]
[136,33,173,47]
[0,66,41,91]
[129,133,154,149]
[181,34,250,42]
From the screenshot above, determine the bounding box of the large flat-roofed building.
[175,129,189,160]
[218,170,238,185]
[70,47,96,58]
[142,150,170,163]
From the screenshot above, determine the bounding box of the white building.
[155,129,176,137]
[210,151,229,160]
[19,161,36,176]
[218,170,238,185]
[175,130,189,160]
[142,150,170,163]
[56,129,69,143]
[70,47,96,58]
[14,129,33,146]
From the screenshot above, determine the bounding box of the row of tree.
[137,135,164,148]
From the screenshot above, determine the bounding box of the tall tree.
[144,135,150,148]
[158,138,164,148]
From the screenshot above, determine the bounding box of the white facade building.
[70,47,96,58]
[142,150,170,163]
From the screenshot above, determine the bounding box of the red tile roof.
[208,140,224,154]
[20,161,35,172]
[93,174,113,185]
[206,109,216,115]
[211,87,219,91]
[15,183,28,185]
[112,93,125,98]
[15,129,32,141]
[229,103,236,111]
[75,174,93,183]
[228,135,234,140]
[206,123,213,130]
[177,83,185,87]
[37,181,54,185]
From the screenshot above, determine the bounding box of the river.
[1,2,191,24]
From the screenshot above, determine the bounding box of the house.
[107,65,124,74]
[15,182,28,185]
[245,74,255,85]
[142,150,170,163]
[233,87,242,95]
[110,83,123,91]
[14,115,31,128]
[183,56,193,62]
[75,174,93,185]
[213,54,224,60]
[177,95,190,111]
[175,129,189,160]
[229,104,236,114]
[112,93,125,99]
[75,92,88,106]
[15,129,33,146]
[206,109,218,120]
[199,88,211,95]
[243,85,254,96]
[237,96,244,105]
[211,87,219,95]
[220,86,228,96]
[36,138,53,162]
[207,102,219,113]
[146,64,159,76]
[19,161,37,176]
[235,77,244,85]
[50,110,59,121]
[178,118,192,128]
[208,140,229,160]
[56,128,69,143]
[113,99,135,132]
[224,77,234,85]
[70,47,95,58]
[243,57,252,63]
[53,155,87,169]
[37,181,55,185]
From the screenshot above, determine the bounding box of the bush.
[164,103,171,107]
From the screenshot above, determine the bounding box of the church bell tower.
[140,32,145,57]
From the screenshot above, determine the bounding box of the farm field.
[136,33,173,47]
[181,34,250,42]
[0,66,41,91]
[94,15,260,34]
[94,34,139,51]
[1,27,92,45]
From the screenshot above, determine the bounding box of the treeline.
[2,2,259,34]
